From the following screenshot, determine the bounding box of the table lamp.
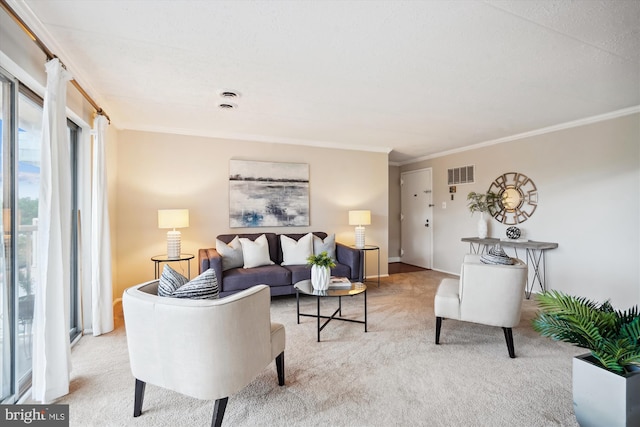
[349,210,371,248]
[158,209,189,258]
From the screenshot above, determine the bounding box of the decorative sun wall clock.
[488,172,538,225]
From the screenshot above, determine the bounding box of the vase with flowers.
[466,191,499,238]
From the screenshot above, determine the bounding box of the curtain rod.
[1,0,111,124]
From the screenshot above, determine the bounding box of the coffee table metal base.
[295,282,367,342]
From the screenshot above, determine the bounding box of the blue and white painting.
[229,160,309,227]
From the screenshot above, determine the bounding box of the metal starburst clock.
[488,172,538,225]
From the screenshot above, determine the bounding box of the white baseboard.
[388,257,401,263]
[431,267,460,277]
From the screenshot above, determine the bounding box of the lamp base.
[354,226,365,248]
[167,230,181,258]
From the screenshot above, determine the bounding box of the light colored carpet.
[53,271,583,426]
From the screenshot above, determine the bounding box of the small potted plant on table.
[532,290,640,427]
[306,251,336,291]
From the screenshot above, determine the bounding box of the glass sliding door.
[16,88,42,395]
[0,69,16,403]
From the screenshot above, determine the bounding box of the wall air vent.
[447,165,474,185]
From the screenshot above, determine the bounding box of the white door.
[400,168,433,268]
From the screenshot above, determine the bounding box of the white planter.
[573,353,640,427]
[311,265,330,290]
[477,212,488,239]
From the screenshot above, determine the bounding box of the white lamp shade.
[158,209,189,229]
[348,210,371,226]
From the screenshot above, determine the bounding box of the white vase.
[477,212,488,239]
[311,265,330,290]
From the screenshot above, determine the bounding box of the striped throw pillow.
[158,264,189,296]
[171,269,219,300]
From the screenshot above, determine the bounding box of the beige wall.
[113,130,389,297]
[397,113,640,307]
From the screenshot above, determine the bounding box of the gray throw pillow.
[171,269,219,300]
[313,233,336,261]
[158,264,189,296]
[480,245,516,265]
[216,236,244,271]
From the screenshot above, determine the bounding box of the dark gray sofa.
[198,232,363,297]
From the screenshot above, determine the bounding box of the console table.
[461,237,558,298]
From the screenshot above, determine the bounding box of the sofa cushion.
[222,265,291,293]
[313,233,336,260]
[216,236,244,271]
[331,262,351,280]
[158,264,189,296]
[281,232,314,266]
[240,234,275,268]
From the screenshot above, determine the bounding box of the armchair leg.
[133,379,146,417]
[435,317,442,344]
[503,327,516,358]
[276,351,285,386]
[211,397,228,427]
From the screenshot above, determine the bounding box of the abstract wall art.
[229,160,309,228]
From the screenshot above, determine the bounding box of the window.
[0,68,80,403]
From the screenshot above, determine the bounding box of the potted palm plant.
[466,191,499,238]
[532,290,640,427]
[306,251,336,291]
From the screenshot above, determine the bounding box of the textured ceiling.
[12,0,640,163]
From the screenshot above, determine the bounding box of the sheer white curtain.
[32,58,72,403]
[91,115,113,336]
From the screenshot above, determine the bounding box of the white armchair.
[122,281,285,426]
[434,254,527,358]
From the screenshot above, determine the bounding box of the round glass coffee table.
[294,279,367,342]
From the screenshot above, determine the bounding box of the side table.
[151,254,194,279]
[349,245,380,287]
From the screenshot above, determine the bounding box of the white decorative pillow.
[239,234,275,269]
[216,236,244,271]
[281,233,314,265]
[313,233,336,260]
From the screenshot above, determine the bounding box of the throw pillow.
[480,245,516,265]
[239,234,275,268]
[216,236,244,271]
[281,233,314,265]
[158,264,189,297]
[313,233,336,260]
[171,268,219,300]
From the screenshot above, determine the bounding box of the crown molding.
[120,123,393,155]
[399,105,640,166]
